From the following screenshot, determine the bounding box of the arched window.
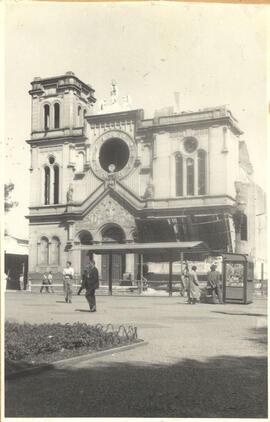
[44,105,50,130]
[51,236,60,265]
[198,149,206,195]
[77,106,81,126]
[79,231,93,245]
[241,214,248,241]
[53,165,59,204]
[44,166,50,205]
[77,152,84,172]
[187,158,194,196]
[40,237,49,265]
[175,154,183,196]
[54,103,60,129]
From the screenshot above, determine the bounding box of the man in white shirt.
[63,261,74,303]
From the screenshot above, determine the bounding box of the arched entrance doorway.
[78,230,93,275]
[101,224,126,284]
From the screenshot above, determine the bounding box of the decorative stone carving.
[75,197,135,233]
[91,129,137,181]
[105,173,116,189]
[110,80,119,104]
[143,179,155,199]
[97,81,132,113]
[66,184,74,203]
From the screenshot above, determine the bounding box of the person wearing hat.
[207,264,223,304]
[81,259,99,312]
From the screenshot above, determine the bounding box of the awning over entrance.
[81,240,209,257]
[4,235,29,256]
[82,241,209,295]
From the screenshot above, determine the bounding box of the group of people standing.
[41,259,100,312]
[40,260,223,308]
[180,263,223,304]
[40,271,54,293]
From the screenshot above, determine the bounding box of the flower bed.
[5,321,139,374]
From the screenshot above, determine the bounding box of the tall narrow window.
[241,214,248,240]
[53,165,59,204]
[44,105,50,130]
[77,106,81,126]
[175,154,183,196]
[51,237,60,265]
[54,103,60,129]
[187,158,194,196]
[44,166,50,205]
[198,149,206,195]
[40,237,49,264]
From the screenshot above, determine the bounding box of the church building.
[26,71,266,285]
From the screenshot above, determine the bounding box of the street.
[5,291,268,418]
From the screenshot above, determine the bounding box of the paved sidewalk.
[5,292,268,418]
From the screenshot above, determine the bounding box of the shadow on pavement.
[75,309,91,313]
[5,355,267,418]
[212,311,267,317]
[246,326,268,346]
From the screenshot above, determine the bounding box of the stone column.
[86,144,90,164]
[222,126,228,153]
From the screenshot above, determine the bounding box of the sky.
[3,1,268,238]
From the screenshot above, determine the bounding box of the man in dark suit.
[207,264,223,304]
[82,259,99,312]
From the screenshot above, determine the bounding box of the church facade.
[26,72,266,284]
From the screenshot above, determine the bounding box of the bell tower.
[29,71,96,135]
[27,72,96,207]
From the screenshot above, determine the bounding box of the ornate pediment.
[75,195,135,234]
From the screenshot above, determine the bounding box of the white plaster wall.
[208,126,227,195]
[153,132,171,198]
[122,166,142,197]
[226,130,240,198]
[72,169,101,202]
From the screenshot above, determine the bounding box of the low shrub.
[5,321,137,362]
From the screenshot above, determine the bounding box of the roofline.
[30,73,95,94]
[80,241,210,255]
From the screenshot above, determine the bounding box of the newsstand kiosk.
[221,253,254,304]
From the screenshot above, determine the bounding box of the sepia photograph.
[2,1,268,419]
